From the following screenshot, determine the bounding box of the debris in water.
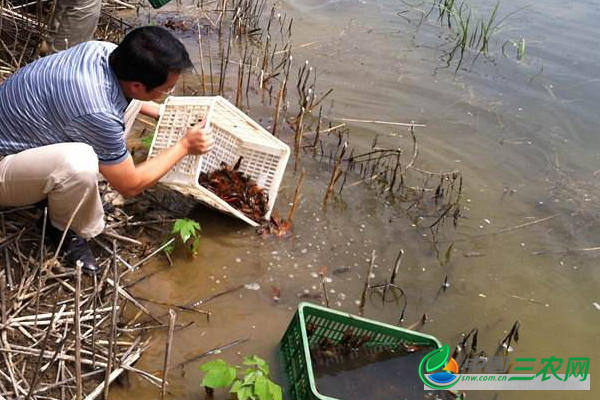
[463,251,486,257]
[442,275,450,291]
[298,292,323,300]
[244,282,261,290]
[499,320,521,356]
[333,266,352,275]
[271,286,281,302]
[407,313,427,332]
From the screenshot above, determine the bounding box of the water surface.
[112,1,600,398]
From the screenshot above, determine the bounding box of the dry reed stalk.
[24,303,56,400]
[103,241,119,400]
[235,58,244,107]
[390,249,404,286]
[271,78,286,136]
[74,261,83,400]
[131,238,175,269]
[338,117,426,128]
[1,215,11,289]
[359,250,376,315]
[323,142,347,208]
[287,169,305,223]
[319,271,329,308]
[198,28,206,95]
[293,108,305,172]
[160,309,176,399]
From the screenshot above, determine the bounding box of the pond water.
[112,0,600,399]
[312,344,435,400]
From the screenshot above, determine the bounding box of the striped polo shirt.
[0,41,130,164]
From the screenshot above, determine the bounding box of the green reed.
[422,0,526,71]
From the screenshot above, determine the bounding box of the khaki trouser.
[48,0,103,52]
[0,100,143,238]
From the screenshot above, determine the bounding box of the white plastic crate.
[147,96,290,226]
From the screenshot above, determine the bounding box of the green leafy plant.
[141,135,154,150]
[167,218,201,256]
[200,356,282,400]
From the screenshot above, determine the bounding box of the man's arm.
[99,122,213,197]
[139,101,161,119]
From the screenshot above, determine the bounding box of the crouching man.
[0,26,213,273]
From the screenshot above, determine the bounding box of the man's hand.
[180,120,214,155]
[100,120,214,198]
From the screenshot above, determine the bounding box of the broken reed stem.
[74,261,83,400]
[103,240,119,400]
[245,52,253,110]
[390,249,404,285]
[0,274,6,328]
[359,250,376,315]
[25,303,57,400]
[271,78,286,137]
[131,238,175,269]
[53,188,90,259]
[312,106,323,156]
[294,108,305,172]
[1,214,12,289]
[235,58,243,107]
[319,272,330,308]
[206,26,214,94]
[198,28,206,95]
[287,169,305,223]
[405,125,419,170]
[337,117,426,128]
[92,275,98,369]
[160,309,177,400]
[323,142,347,208]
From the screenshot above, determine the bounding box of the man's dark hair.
[109,26,192,90]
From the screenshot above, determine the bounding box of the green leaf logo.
[425,343,450,372]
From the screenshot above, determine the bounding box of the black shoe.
[45,224,100,275]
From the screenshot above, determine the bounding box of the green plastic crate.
[147,0,173,9]
[279,302,441,400]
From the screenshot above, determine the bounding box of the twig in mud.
[25,303,57,400]
[160,309,176,400]
[92,238,135,271]
[131,238,175,269]
[106,277,162,325]
[135,296,211,318]
[183,284,244,309]
[175,338,249,369]
[101,229,143,246]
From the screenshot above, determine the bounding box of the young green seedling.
[200,355,282,400]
